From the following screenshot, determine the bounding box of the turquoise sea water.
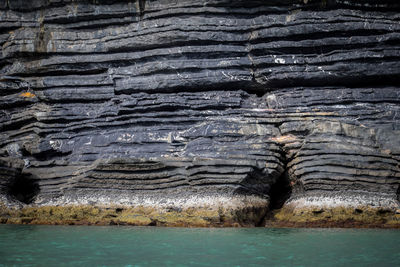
[0,225,399,267]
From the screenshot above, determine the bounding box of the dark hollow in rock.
[354,208,363,214]
[7,174,39,204]
[268,171,292,210]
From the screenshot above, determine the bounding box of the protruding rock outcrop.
[0,0,399,226]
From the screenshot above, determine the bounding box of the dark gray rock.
[0,0,399,217]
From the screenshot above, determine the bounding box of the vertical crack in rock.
[268,171,292,211]
[260,127,293,226]
[138,0,146,20]
[34,10,50,54]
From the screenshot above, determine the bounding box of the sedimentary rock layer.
[0,0,399,226]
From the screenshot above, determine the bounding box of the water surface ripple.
[0,225,399,266]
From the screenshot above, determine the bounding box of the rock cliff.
[0,0,399,227]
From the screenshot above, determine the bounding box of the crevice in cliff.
[257,169,293,227]
[269,175,292,211]
[246,167,293,227]
[261,129,293,226]
[268,170,292,211]
[138,0,146,20]
[7,173,39,204]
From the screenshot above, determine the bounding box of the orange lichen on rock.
[19,92,36,98]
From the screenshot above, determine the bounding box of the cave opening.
[268,170,292,210]
[8,174,39,204]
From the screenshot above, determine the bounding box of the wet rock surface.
[0,0,399,226]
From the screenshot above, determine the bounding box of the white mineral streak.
[35,191,269,210]
[286,193,400,209]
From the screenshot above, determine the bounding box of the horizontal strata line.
[256,64,400,77]
[28,84,114,90]
[70,183,188,191]
[8,50,400,79]
[38,6,290,25]
[76,177,189,184]
[294,149,393,158]
[302,189,397,196]
[3,42,246,59]
[303,185,398,192]
[299,169,400,179]
[86,175,185,182]
[129,10,398,28]
[4,11,397,35]
[37,180,73,187]
[86,173,183,180]
[4,43,396,70]
[296,149,384,158]
[36,181,68,189]
[6,29,398,59]
[288,155,398,167]
[112,57,400,78]
[292,158,400,169]
[180,152,282,160]
[252,54,400,68]
[6,18,399,43]
[11,45,397,74]
[86,172,251,180]
[84,176,189,185]
[293,163,400,175]
[249,28,399,43]
[92,166,175,173]
[187,174,247,182]
[38,97,114,104]
[297,170,399,180]
[9,48,248,66]
[91,165,270,174]
[5,31,399,61]
[27,174,76,181]
[302,178,400,184]
[291,164,399,175]
[3,39,248,58]
[8,0,394,16]
[250,41,400,56]
[14,56,249,77]
[1,6,398,24]
[187,169,256,176]
[49,62,251,77]
[54,21,400,44]
[273,99,400,109]
[12,68,108,78]
[66,20,140,30]
[302,186,396,192]
[67,183,241,192]
[292,161,399,172]
[44,12,140,25]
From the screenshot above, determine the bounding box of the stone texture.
[0,0,399,226]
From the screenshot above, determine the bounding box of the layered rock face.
[1,0,399,226]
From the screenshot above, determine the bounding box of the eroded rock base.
[265,206,400,228]
[2,204,399,228]
[2,193,400,228]
[265,193,400,228]
[0,194,269,227]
